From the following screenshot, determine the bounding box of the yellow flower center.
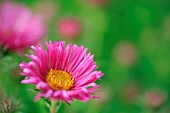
[46,69,74,90]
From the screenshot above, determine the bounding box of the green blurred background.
[1,0,170,113]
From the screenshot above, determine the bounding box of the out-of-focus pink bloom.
[145,90,166,109]
[114,41,138,67]
[122,82,140,103]
[34,1,58,24]
[0,2,45,52]
[57,18,81,39]
[19,41,104,103]
[12,67,22,79]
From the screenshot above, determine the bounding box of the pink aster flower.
[19,41,104,103]
[0,2,45,52]
[57,17,81,39]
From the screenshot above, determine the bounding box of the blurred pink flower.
[122,82,140,103]
[19,41,104,103]
[0,2,45,52]
[114,41,138,67]
[34,1,58,24]
[145,90,166,109]
[57,17,81,39]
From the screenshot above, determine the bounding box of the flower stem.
[50,100,57,113]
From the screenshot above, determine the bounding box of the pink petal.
[34,92,43,102]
